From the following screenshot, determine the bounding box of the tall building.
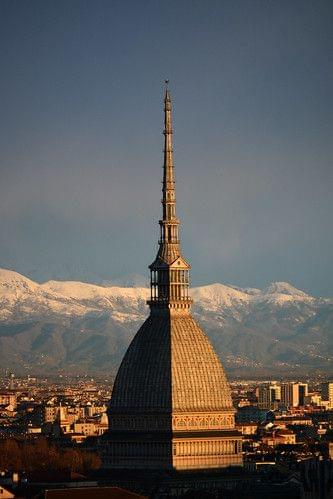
[281,383,308,408]
[322,382,333,404]
[105,86,242,471]
[258,383,281,410]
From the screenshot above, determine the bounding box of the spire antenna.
[148,86,192,312]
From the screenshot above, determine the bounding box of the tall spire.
[148,83,192,313]
[163,82,175,223]
[160,83,180,253]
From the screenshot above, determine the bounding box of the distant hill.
[0,268,332,376]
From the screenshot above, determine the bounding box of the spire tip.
[164,79,171,102]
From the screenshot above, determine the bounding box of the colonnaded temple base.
[103,431,242,471]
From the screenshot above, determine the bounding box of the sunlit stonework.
[106,86,242,470]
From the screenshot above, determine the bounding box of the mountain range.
[0,268,332,377]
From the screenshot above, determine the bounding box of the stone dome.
[110,314,233,414]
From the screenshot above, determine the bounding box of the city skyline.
[0,1,332,296]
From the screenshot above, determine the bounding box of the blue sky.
[0,0,332,295]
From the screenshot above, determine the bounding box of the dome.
[110,314,233,414]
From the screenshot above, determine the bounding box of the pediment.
[169,256,191,269]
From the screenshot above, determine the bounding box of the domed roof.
[110,313,233,414]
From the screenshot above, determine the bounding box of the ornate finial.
[165,79,169,88]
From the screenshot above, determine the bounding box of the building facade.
[258,383,281,410]
[105,86,242,471]
[280,382,308,408]
[322,382,333,405]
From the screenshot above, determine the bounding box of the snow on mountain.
[0,268,317,322]
[0,269,315,319]
[191,283,251,311]
[264,281,309,296]
[0,269,150,322]
[0,268,38,295]
[263,282,311,299]
[41,279,148,302]
[256,281,314,306]
[0,268,331,375]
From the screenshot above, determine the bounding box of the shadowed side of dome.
[109,315,172,413]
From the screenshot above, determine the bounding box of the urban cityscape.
[1,86,333,498]
[1,1,332,498]
[1,372,333,497]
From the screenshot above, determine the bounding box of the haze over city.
[0,0,332,296]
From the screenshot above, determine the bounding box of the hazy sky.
[0,0,332,295]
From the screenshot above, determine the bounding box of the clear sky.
[0,0,332,295]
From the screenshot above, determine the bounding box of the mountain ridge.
[0,268,332,376]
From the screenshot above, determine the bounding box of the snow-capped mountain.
[0,268,332,376]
